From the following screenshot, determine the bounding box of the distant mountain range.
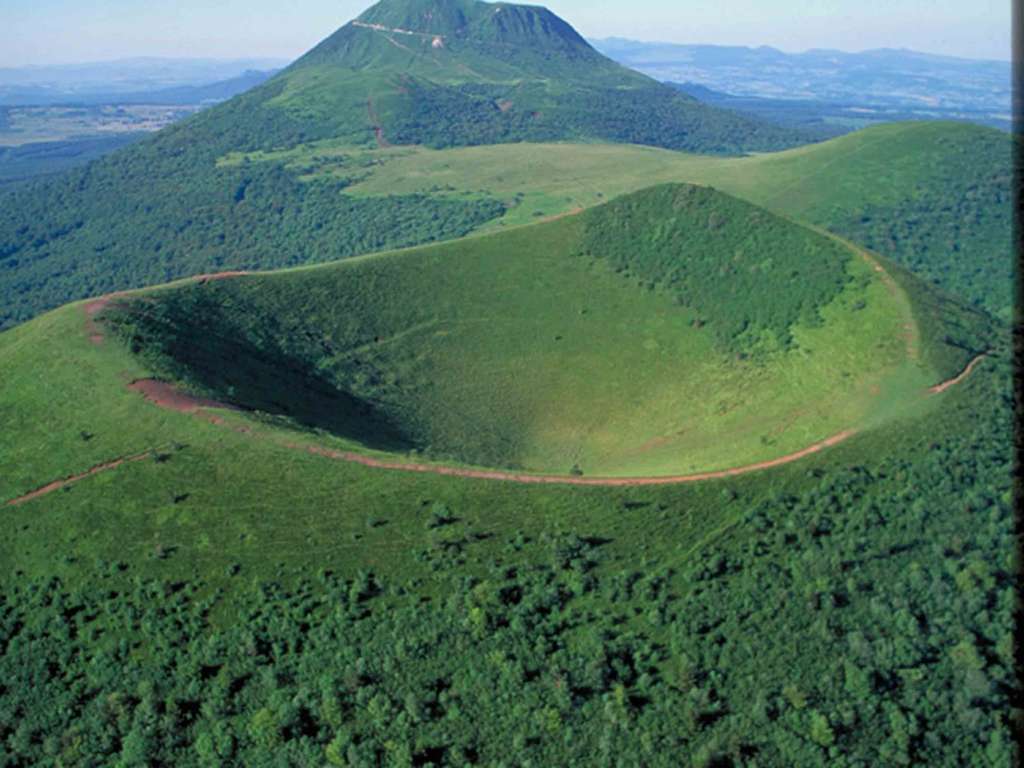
[0,58,289,106]
[9,70,279,107]
[591,39,1011,118]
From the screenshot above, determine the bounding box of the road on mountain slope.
[352,20,446,42]
[367,97,391,148]
[7,450,160,507]
[929,353,987,394]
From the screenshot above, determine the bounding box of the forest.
[0,144,504,330]
[578,184,854,351]
[380,79,803,155]
[0,341,1014,767]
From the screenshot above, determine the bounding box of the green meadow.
[221,121,1011,316]
[79,185,936,480]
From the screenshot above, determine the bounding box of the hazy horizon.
[0,42,1011,74]
[1,0,1011,68]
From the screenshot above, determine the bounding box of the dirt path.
[804,224,921,363]
[6,342,990,507]
[367,97,391,149]
[352,20,445,41]
[8,267,989,507]
[6,451,155,507]
[929,353,987,395]
[291,430,859,486]
[128,379,240,414]
[117,341,984,489]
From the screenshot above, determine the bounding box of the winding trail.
[367,97,391,149]
[291,430,860,487]
[6,451,155,507]
[929,353,987,395]
[113,346,991,489]
[3,275,992,506]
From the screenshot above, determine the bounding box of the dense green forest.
[373,78,800,154]
[0,141,504,329]
[1,339,1014,766]
[814,126,1015,321]
[0,135,145,187]
[830,185,1012,321]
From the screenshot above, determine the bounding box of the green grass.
[0,298,737,587]
[0,230,995,578]
[4,120,1007,332]
[257,122,1008,316]
[0,167,1011,768]
[54,185,932,483]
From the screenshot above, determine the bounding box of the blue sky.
[1,0,1011,67]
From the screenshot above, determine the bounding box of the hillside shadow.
[121,300,412,453]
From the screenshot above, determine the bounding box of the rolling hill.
[316,121,1010,318]
[0,179,1011,765]
[0,1,1016,763]
[226,0,804,152]
[0,0,811,331]
[85,185,938,479]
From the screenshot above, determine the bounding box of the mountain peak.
[344,0,594,55]
[356,0,477,37]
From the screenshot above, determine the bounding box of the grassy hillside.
[0,0,814,331]
[0,206,1011,764]
[87,185,938,479]
[1,121,1009,332]
[259,0,803,153]
[320,122,1011,318]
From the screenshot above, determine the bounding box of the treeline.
[0,343,1014,767]
[384,79,806,155]
[0,135,145,187]
[0,142,503,329]
[0,63,811,330]
[831,178,1013,321]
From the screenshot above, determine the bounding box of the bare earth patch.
[128,379,237,414]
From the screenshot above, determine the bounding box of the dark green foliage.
[885,258,996,377]
[580,184,852,351]
[380,78,799,154]
[829,166,1013,321]
[0,350,1014,766]
[0,136,148,187]
[0,146,503,329]
[102,291,415,452]
[783,123,1015,321]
